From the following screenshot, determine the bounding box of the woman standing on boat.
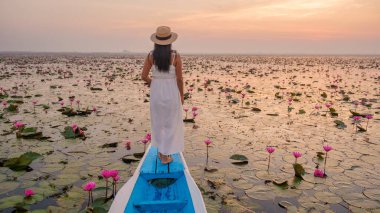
[141,26,185,164]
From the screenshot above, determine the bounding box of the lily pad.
[342,192,380,209]
[0,195,24,209]
[293,163,305,178]
[266,113,279,116]
[100,142,118,148]
[3,152,42,171]
[121,155,140,164]
[246,185,275,200]
[5,104,18,112]
[16,127,43,139]
[251,107,261,112]
[314,191,342,204]
[273,180,289,190]
[363,189,380,202]
[62,126,85,139]
[183,118,195,123]
[334,120,347,129]
[278,200,297,212]
[230,154,248,165]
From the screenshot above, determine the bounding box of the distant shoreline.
[0,51,379,57]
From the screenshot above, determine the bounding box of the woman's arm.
[174,53,184,105]
[141,53,153,85]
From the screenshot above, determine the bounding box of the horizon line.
[0,50,379,56]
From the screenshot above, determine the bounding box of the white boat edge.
[108,144,207,213]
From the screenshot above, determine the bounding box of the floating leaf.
[3,152,42,171]
[266,113,279,116]
[314,191,342,204]
[100,142,118,148]
[16,127,43,139]
[278,200,297,211]
[122,155,140,164]
[298,109,306,114]
[5,104,18,112]
[251,107,261,112]
[62,126,76,139]
[363,189,380,201]
[62,126,85,139]
[293,163,305,178]
[0,195,24,209]
[273,180,289,190]
[230,154,248,165]
[246,185,275,200]
[133,152,145,159]
[183,118,195,123]
[334,120,347,129]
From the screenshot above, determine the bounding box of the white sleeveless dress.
[150,52,184,155]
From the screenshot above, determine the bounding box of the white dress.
[150,52,184,155]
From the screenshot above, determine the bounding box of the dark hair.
[153,43,172,72]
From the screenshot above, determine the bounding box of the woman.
[141,26,184,164]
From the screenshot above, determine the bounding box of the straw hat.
[150,26,178,45]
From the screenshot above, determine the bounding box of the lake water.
[0,54,379,212]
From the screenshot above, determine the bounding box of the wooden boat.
[109,145,207,213]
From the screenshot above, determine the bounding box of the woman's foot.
[162,155,173,164]
[159,153,172,164]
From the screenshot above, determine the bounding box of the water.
[0,54,379,212]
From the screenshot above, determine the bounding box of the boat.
[109,145,207,213]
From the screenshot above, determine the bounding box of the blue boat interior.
[124,146,195,213]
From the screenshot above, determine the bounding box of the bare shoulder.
[147,50,154,63]
[173,50,181,61]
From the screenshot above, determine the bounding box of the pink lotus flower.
[113,175,120,182]
[71,123,78,132]
[266,147,275,154]
[59,101,64,106]
[192,106,198,111]
[204,139,212,146]
[353,116,361,121]
[109,170,119,178]
[101,170,112,179]
[192,111,198,118]
[2,101,7,107]
[14,121,25,129]
[314,169,324,178]
[293,151,302,158]
[323,145,332,152]
[184,108,189,112]
[83,181,96,191]
[315,104,321,110]
[92,106,97,112]
[365,114,373,119]
[124,140,131,150]
[325,103,332,108]
[32,100,38,105]
[141,138,149,144]
[145,133,151,141]
[288,98,293,102]
[79,129,85,136]
[241,93,246,98]
[76,100,80,104]
[24,189,35,197]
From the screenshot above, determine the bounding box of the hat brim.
[150,32,178,45]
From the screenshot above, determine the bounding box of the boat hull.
[109,145,206,213]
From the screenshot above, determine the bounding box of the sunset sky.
[1,0,379,54]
